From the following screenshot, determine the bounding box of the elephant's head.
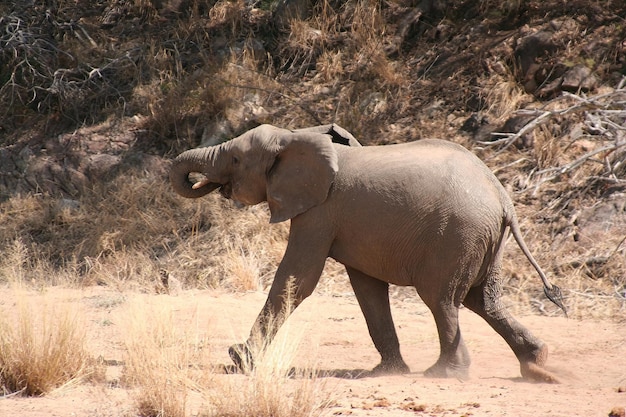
[169,124,360,223]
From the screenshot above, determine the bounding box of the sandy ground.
[0,286,624,417]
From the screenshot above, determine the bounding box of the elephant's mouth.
[219,183,232,199]
[219,183,245,208]
[191,176,237,203]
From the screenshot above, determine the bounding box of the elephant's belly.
[328,238,425,287]
[327,207,493,290]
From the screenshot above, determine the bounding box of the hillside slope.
[0,0,624,317]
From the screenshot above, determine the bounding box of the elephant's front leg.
[229,216,332,371]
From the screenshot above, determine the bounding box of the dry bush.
[281,0,340,76]
[120,295,208,417]
[282,0,400,86]
[0,284,93,396]
[481,88,626,319]
[0,168,289,291]
[204,366,327,417]
[0,2,139,125]
[208,0,247,36]
[485,78,531,123]
[119,288,329,417]
[202,288,329,417]
[346,1,402,86]
[477,0,522,18]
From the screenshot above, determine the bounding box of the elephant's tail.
[507,212,568,317]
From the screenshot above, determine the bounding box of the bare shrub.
[0,5,138,125]
[120,296,207,417]
[485,78,531,122]
[482,86,626,318]
[0,285,93,396]
[202,285,329,417]
[208,0,247,36]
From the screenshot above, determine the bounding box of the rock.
[200,94,269,147]
[514,31,557,83]
[609,406,625,417]
[86,154,122,181]
[562,65,597,92]
[57,198,81,212]
[0,148,17,174]
[201,121,234,148]
[16,146,33,172]
[575,194,626,241]
[359,92,388,116]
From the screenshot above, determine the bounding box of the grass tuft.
[203,286,328,417]
[0,285,93,396]
[120,296,206,417]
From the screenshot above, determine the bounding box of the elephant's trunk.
[169,144,227,199]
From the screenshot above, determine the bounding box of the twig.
[480,88,626,156]
[492,157,529,174]
[0,387,26,399]
[608,235,626,259]
[567,290,620,300]
[530,298,548,315]
[529,141,626,195]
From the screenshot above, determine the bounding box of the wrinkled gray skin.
[170,124,566,382]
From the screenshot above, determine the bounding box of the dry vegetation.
[0,281,94,397]
[1,0,625,414]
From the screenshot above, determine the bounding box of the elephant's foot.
[424,360,470,380]
[229,343,255,371]
[519,344,560,383]
[366,359,411,377]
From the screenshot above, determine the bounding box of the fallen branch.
[482,83,626,196]
[530,142,626,195]
[480,87,626,156]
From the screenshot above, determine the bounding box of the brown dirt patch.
[1,286,623,416]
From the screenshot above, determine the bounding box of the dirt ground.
[0,286,624,417]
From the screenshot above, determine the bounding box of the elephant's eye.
[232,156,240,165]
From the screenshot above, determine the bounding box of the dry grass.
[202,288,329,417]
[119,288,329,417]
[482,90,626,319]
[0,0,624,323]
[0,171,288,291]
[0,281,93,396]
[485,78,531,123]
[120,296,206,417]
[0,137,623,321]
[204,363,327,417]
[1,2,625,416]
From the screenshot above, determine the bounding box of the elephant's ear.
[291,124,362,147]
[267,133,338,224]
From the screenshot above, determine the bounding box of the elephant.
[170,123,567,382]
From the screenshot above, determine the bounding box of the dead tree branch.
[483,83,626,195]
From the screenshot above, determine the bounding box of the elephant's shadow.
[215,364,393,379]
[213,364,563,383]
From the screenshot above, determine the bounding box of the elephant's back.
[329,140,507,286]
[335,139,504,206]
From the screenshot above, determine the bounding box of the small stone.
[562,65,597,92]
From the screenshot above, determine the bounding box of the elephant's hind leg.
[346,267,410,375]
[463,284,559,383]
[423,302,471,380]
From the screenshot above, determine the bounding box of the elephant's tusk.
[192,178,212,189]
